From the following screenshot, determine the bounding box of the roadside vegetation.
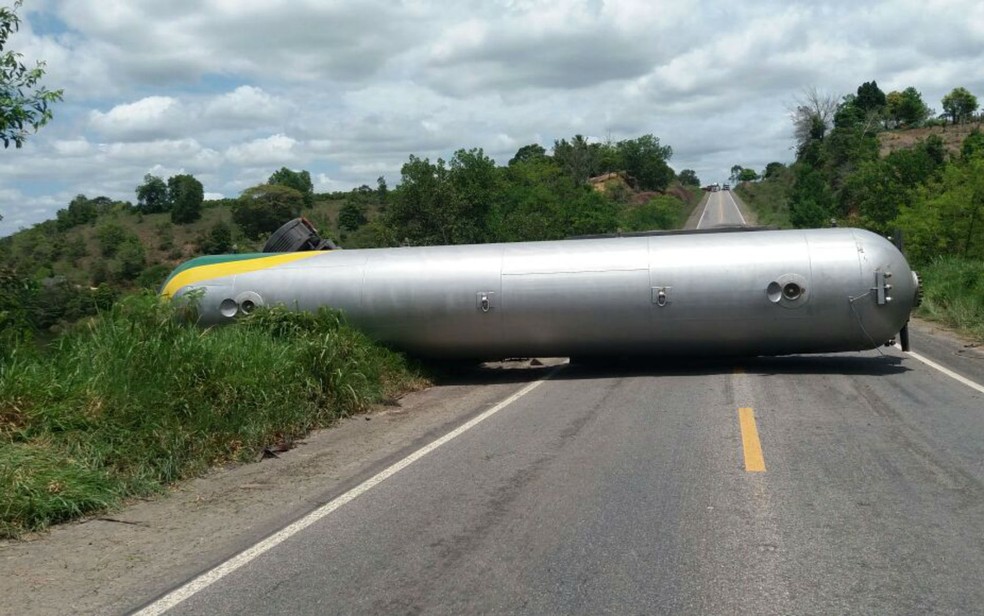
[732,81,984,342]
[0,296,426,538]
[916,258,984,339]
[732,164,793,228]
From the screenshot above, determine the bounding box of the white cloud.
[102,138,209,163]
[203,86,288,127]
[225,134,299,167]
[89,96,184,141]
[314,173,352,193]
[52,139,93,156]
[3,0,984,236]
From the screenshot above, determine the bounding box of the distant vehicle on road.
[723,183,730,190]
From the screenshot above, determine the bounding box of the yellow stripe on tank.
[161,252,324,298]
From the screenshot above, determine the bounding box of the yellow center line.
[738,407,766,472]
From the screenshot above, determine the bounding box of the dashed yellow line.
[738,407,766,472]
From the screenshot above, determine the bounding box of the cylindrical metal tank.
[161,228,919,358]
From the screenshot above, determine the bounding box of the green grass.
[617,184,704,233]
[735,175,793,228]
[916,257,984,341]
[619,194,692,232]
[0,294,426,538]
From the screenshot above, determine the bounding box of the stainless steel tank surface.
[160,228,919,358]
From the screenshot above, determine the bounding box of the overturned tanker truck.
[160,219,921,359]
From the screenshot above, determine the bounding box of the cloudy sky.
[2,0,983,236]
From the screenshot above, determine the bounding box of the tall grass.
[0,294,426,538]
[916,256,984,340]
[735,176,793,228]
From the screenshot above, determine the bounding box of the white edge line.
[133,366,562,616]
[896,344,984,395]
[696,193,711,229]
[729,192,747,225]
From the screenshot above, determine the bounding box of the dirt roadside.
[0,359,563,616]
[726,190,759,226]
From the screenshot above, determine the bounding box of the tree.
[386,155,452,245]
[491,156,617,242]
[376,175,388,204]
[895,156,984,263]
[855,81,886,114]
[268,167,314,206]
[833,94,865,130]
[885,87,931,128]
[837,136,943,232]
[338,201,368,232]
[788,164,836,228]
[168,174,204,224]
[613,134,674,191]
[199,220,234,254]
[1,1,63,148]
[233,184,305,240]
[791,87,838,159]
[56,194,99,230]
[941,87,978,125]
[114,238,146,281]
[386,149,500,246]
[729,164,744,184]
[135,174,169,213]
[840,159,907,232]
[763,162,786,180]
[678,169,700,186]
[95,221,129,257]
[738,168,759,182]
[508,143,548,166]
[447,148,499,244]
[962,130,984,161]
[553,135,600,185]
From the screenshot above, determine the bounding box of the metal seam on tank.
[496,244,504,333]
[802,230,815,309]
[359,253,369,313]
[849,228,865,293]
[846,229,881,349]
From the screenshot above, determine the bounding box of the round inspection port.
[240,299,256,314]
[782,282,803,301]
[219,298,239,318]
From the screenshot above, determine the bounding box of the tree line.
[733,80,983,265]
[376,134,694,247]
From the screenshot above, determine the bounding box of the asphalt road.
[696,189,748,229]
[128,193,984,614]
[148,337,984,615]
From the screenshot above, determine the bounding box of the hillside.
[878,121,983,157]
[0,195,355,289]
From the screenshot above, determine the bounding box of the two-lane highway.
[125,188,984,615]
[140,346,984,615]
[695,189,749,229]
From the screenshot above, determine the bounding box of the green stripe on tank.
[160,253,268,291]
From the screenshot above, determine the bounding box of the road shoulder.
[908,317,984,387]
[0,360,560,616]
